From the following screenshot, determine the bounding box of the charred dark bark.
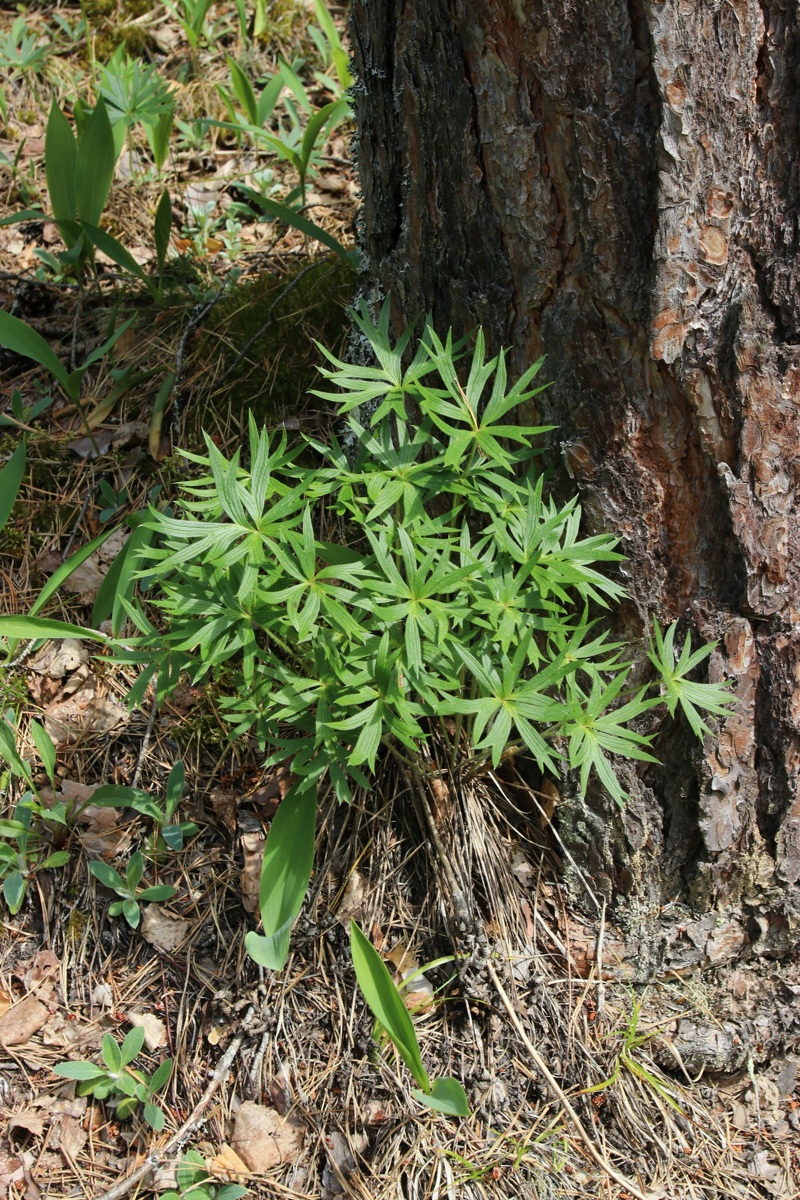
[351,0,800,1037]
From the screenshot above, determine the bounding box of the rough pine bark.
[351,0,800,1063]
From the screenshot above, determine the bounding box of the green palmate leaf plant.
[117,300,734,971]
[54,1025,172,1130]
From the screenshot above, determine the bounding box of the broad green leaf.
[120,1024,145,1064]
[146,107,173,170]
[350,919,429,1092]
[161,825,185,850]
[148,1057,173,1092]
[0,310,69,386]
[238,187,358,267]
[3,871,26,914]
[53,1060,106,1081]
[0,822,30,840]
[89,783,147,808]
[244,780,317,972]
[176,1149,206,1192]
[0,717,33,784]
[257,71,285,124]
[90,860,125,891]
[0,440,25,534]
[143,1101,165,1131]
[228,56,258,123]
[126,851,144,890]
[110,518,156,636]
[313,0,352,88]
[91,522,137,628]
[278,58,311,112]
[80,222,152,290]
[138,884,177,902]
[30,525,119,618]
[165,760,185,816]
[81,315,136,369]
[45,99,78,228]
[412,1076,470,1116]
[154,188,172,278]
[299,98,348,172]
[0,208,48,227]
[122,899,141,927]
[102,1033,122,1072]
[76,98,117,227]
[39,850,71,870]
[217,1187,249,1200]
[29,718,55,784]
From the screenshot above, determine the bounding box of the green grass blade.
[0,440,25,534]
[0,616,107,642]
[238,188,357,267]
[30,525,118,618]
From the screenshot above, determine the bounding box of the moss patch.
[191,256,356,432]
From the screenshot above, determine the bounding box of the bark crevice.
[351,0,800,1048]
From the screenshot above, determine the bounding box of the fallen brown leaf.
[0,996,49,1047]
[26,640,89,706]
[206,1144,251,1182]
[75,803,133,858]
[232,1103,305,1173]
[44,680,128,744]
[60,528,129,604]
[140,905,193,954]
[0,1151,33,1200]
[6,1113,46,1143]
[91,981,114,1008]
[127,1011,167,1051]
[54,1115,87,1162]
[335,870,366,926]
[385,942,418,977]
[321,1128,368,1199]
[206,1019,232,1046]
[17,949,59,997]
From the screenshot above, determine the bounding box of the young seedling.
[161,1149,249,1200]
[82,762,198,854]
[90,851,177,928]
[350,920,470,1116]
[54,1026,172,1130]
[0,800,70,914]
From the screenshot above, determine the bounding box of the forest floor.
[0,4,797,1200]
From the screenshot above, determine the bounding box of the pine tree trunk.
[351,0,800,1057]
